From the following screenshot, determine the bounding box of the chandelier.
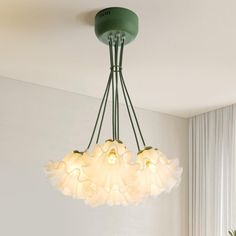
[45,7,183,207]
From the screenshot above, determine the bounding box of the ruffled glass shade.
[136,147,183,197]
[83,140,141,206]
[45,151,92,199]
[45,144,183,206]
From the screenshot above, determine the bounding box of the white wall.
[0,76,189,236]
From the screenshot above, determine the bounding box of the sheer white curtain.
[189,104,236,236]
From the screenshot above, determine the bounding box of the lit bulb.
[83,140,141,206]
[145,159,157,173]
[136,147,183,197]
[107,149,117,164]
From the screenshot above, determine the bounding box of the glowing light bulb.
[145,159,151,167]
[83,140,141,206]
[145,159,157,173]
[136,147,183,197]
[107,149,117,164]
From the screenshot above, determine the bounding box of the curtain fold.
[189,104,236,236]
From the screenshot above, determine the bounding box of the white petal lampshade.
[136,147,183,197]
[83,140,142,207]
[45,151,92,199]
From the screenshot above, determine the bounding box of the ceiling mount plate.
[95,7,139,45]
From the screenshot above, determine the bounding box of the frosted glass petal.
[45,152,92,199]
[136,147,183,197]
[84,140,142,206]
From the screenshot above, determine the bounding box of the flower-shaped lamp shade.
[136,147,183,197]
[83,140,142,206]
[45,151,91,199]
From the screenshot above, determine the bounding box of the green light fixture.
[45,7,183,207]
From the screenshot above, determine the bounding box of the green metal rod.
[115,76,119,140]
[119,37,145,150]
[86,73,113,150]
[119,72,146,147]
[86,34,145,151]
[114,37,120,140]
[109,38,116,140]
[119,37,124,67]
[96,74,112,143]
[119,71,140,151]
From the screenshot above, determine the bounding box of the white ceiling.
[0,0,236,118]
